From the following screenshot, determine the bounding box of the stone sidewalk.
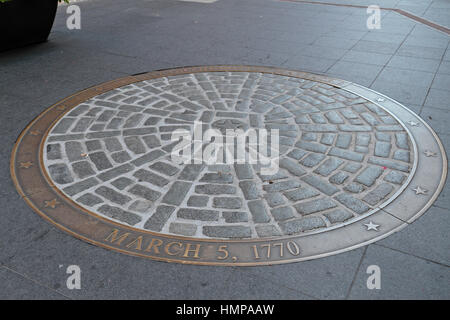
[0,0,449,299]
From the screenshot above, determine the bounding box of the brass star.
[424,150,437,157]
[44,199,60,209]
[19,161,33,169]
[408,121,419,126]
[412,186,428,195]
[364,221,379,231]
[29,130,41,136]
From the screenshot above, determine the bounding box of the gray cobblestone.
[296,140,328,153]
[222,211,248,223]
[287,148,307,160]
[234,164,253,180]
[271,206,295,221]
[375,141,392,157]
[294,198,337,215]
[395,132,409,150]
[264,193,285,207]
[329,171,350,184]
[65,141,84,162]
[376,125,403,131]
[89,152,113,170]
[335,193,370,214]
[46,144,62,160]
[355,166,384,187]
[111,151,132,163]
[144,205,175,231]
[280,158,306,176]
[106,118,123,129]
[320,133,336,145]
[344,182,365,193]
[356,133,371,147]
[255,225,282,237]
[200,172,233,184]
[123,127,157,136]
[73,117,94,132]
[300,153,326,167]
[128,184,162,201]
[178,208,219,221]
[284,187,320,202]
[124,136,146,154]
[393,150,410,162]
[187,195,209,207]
[324,209,353,223]
[95,186,132,205]
[142,135,161,148]
[133,169,169,187]
[104,137,122,152]
[314,157,343,176]
[86,130,120,139]
[77,193,103,206]
[363,183,394,206]
[48,163,74,184]
[335,133,352,148]
[302,175,340,196]
[131,150,165,166]
[72,161,96,179]
[48,134,84,142]
[86,140,102,152]
[263,180,301,192]
[301,132,318,141]
[203,225,251,238]
[339,124,372,132]
[149,161,179,176]
[368,157,410,172]
[213,197,242,209]
[384,170,407,184]
[328,147,364,162]
[195,184,236,195]
[63,177,99,196]
[178,164,205,181]
[375,132,391,142]
[342,162,362,173]
[111,177,134,190]
[52,118,75,134]
[162,181,192,205]
[279,216,326,234]
[247,199,270,223]
[169,222,197,236]
[98,204,141,225]
[239,180,260,200]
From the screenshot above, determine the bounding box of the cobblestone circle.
[43,72,414,239]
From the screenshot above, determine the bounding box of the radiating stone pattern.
[43,72,414,239]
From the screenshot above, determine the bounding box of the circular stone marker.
[11,66,447,266]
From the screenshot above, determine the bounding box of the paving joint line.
[373,243,450,268]
[1,265,74,300]
[279,0,450,35]
[344,245,367,300]
[367,24,416,88]
[419,41,450,115]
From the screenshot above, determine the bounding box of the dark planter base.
[0,0,58,52]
